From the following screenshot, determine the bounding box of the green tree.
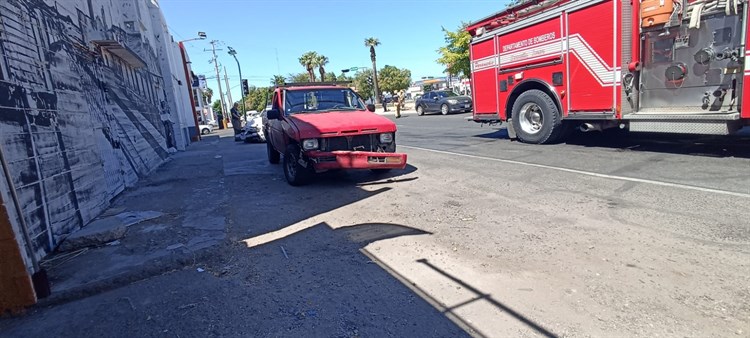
[378,65,412,94]
[324,72,338,82]
[353,69,374,101]
[364,37,381,103]
[436,23,471,78]
[299,51,318,82]
[287,72,311,83]
[316,54,329,82]
[243,87,272,112]
[212,99,223,116]
[338,72,352,83]
[271,75,285,86]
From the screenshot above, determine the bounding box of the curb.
[33,243,225,308]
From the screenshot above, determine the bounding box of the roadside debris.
[280,246,289,259]
[196,268,205,273]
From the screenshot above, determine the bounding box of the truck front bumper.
[307,150,407,171]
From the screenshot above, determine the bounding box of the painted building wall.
[0,0,190,264]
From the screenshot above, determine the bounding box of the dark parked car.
[415,90,472,116]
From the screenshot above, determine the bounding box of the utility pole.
[205,40,227,129]
[223,66,233,108]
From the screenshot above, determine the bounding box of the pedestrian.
[216,112,224,129]
[231,103,242,138]
[381,94,388,112]
[395,89,405,118]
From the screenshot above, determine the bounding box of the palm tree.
[271,75,285,86]
[316,55,329,82]
[298,51,318,82]
[365,37,381,104]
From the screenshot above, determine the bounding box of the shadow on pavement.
[0,134,472,337]
[231,221,472,337]
[417,258,558,338]
[473,127,750,159]
[565,129,750,159]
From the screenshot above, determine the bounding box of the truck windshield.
[284,88,366,114]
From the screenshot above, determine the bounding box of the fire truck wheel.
[416,105,425,116]
[511,89,564,144]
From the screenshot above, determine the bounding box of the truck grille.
[322,135,376,152]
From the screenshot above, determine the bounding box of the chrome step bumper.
[622,112,742,135]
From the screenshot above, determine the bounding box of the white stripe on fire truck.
[567,35,620,86]
[471,55,500,72]
[474,34,621,86]
[498,40,564,67]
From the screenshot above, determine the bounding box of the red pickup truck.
[264,83,407,185]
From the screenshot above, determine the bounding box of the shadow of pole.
[417,259,559,338]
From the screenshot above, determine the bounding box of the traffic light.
[241,79,249,96]
[366,75,373,86]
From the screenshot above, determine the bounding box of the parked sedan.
[415,90,473,116]
[199,123,214,135]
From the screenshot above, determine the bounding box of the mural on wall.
[0,0,180,260]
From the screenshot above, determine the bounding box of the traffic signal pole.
[228,48,247,123]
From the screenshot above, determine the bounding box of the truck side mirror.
[266,108,281,120]
[366,104,376,112]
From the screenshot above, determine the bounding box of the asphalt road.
[2,118,748,337]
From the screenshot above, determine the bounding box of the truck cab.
[264,83,407,186]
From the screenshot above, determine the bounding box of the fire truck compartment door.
[566,0,618,112]
[639,15,744,113]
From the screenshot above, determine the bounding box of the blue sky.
[160,0,508,101]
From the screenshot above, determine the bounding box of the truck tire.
[510,89,565,144]
[267,141,280,164]
[283,144,310,186]
[416,105,425,116]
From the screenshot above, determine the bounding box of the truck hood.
[289,110,397,139]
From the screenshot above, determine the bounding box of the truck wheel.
[511,90,565,144]
[267,141,280,164]
[416,105,425,116]
[283,145,310,186]
[201,128,210,135]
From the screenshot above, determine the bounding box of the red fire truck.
[467,0,749,143]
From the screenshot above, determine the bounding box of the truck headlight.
[302,139,319,150]
[379,133,394,143]
[447,99,458,104]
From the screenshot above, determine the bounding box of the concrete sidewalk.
[29,131,233,304]
[0,130,467,337]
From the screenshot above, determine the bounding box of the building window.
[193,89,200,106]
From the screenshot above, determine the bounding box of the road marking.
[401,145,750,199]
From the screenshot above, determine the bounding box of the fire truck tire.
[267,141,280,164]
[511,89,564,144]
[283,144,310,186]
[416,105,425,116]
